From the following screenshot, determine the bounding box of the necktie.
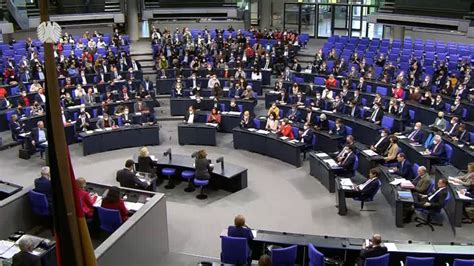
[342,152,351,166]
[371,109,378,121]
[351,107,355,117]
[409,130,418,140]
[449,124,456,134]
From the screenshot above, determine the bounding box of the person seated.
[382,135,399,163]
[207,107,221,125]
[96,113,115,129]
[12,236,41,266]
[315,113,329,131]
[240,111,254,128]
[444,117,460,137]
[229,99,240,112]
[334,135,355,162]
[277,118,294,139]
[371,128,390,154]
[346,100,360,118]
[451,123,469,144]
[299,122,314,146]
[76,177,97,218]
[426,134,446,163]
[412,178,448,214]
[367,103,384,125]
[120,107,133,125]
[173,76,185,97]
[429,111,447,131]
[405,122,424,144]
[34,166,53,208]
[31,121,48,148]
[76,111,91,132]
[265,111,279,132]
[449,162,474,188]
[391,83,404,99]
[392,153,414,180]
[450,97,463,117]
[184,106,195,124]
[412,166,432,194]
[286,105,298,121]
[140,107,156,126]
[346,168,381,200]
[329,119,346,137]
[193,149,213,181]
[332,95,344,113]
[268,102,280,119]
[116,159,150,189]
[356,234,388,266]
[242,86,256,101]
[101,186,129,222]
[337,144,356,171]
[137,147,158,175]
[227,214,254,243]
[432,94,445,111]
[9,114,24,141]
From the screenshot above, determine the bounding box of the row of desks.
[156,68,271,86]
[156,78,263,95]
[170,97,256,116]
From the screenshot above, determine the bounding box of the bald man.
[356,234,388,266]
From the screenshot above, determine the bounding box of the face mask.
[381,133,386,137]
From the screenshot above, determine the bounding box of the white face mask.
[381,133,386,137]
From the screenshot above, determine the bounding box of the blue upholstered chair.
[29,190,50,217]
[403,256,434,266]
[353,179,381,210]
[162,168,176,189]
[194,179,210,200]
[308,243,325,266]
[271,245,297,266]
[415,191,451,231]
[97,207,122,233]
[453,259,474,266]
[181,170,195,192]
[220,236,250,265]
[364,254,390,266]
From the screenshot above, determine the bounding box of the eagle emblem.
[37,21,62,44]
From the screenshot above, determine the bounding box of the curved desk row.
[170,97,256,116]
[195,111,242,133]
[232,127,306,167]
[79,125,160,156]
[156,77,263,95]
[177,123,217,146]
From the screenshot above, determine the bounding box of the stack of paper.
[362,149,378,156]
[458,191,473,200]
[390,179,404,186]
[0,245,20,259]
[247,128,257,132]
[0,241,14,256]
[400,180,415,189]
[315,152,328,158]
[256,130,270,135]
[124,202,144,211]
[340,178,354,186]
[205,123,218,127]
[93,196,103,207]
[221,111,229,115]
[323,159,339,168]
[288,139,299,144]
[410,143,422,147]
[384,242,398,251]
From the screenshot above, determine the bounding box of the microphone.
[216,156,224,171]
[163,148,172,161]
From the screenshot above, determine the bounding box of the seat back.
[97,207,122,233]
[444,144,452,163]
[424,134,433,148]
[308,243,324,266]
[220,103,226,112]
[353,155,359,172]
[328,120,335,131]
[427,179,435,194]
[345,126,353,136]
[220,236,249,265]
[292,127,299,139]
[408,110,415,123]
[381,116,394,131]
[453,259,474,266]
[29,190,50,217]
[412,163,419,178]
[376,86,388,96]
[364,253,390,266]
[272,245,297,265]
[253,118,261,129]
[405,256,434,266]
[311,134,317,149]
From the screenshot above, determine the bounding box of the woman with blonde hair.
[137,146,157,175]
[193,150,213,181]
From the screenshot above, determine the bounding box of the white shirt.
[40,94,46,103]
[374,136,387,148]
[187,113,194,124]
[251,72,262,81]
[428,187,446,201]
[358,178,375,191]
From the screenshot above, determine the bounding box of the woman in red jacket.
[76,177,97,218]
[392,83,404,99]
[278,118,294,140]
[101,186,128,222]
[325,74,337,88]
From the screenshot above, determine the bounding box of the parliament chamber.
[0,0,474,265]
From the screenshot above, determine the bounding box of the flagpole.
[38,0,85,265]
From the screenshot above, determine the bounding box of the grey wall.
[0,187,38,239]
[6,25,113,42]
[95,193,169,266]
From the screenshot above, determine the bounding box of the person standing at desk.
[371,128,390,155]
[120,107,133,125]
[412,166,431,194]
[76,177,97,218]
[101,186,129,222]
[277,118,294,140]
[96,113,115,129]
[429,111,447,131]
[265,112,279,132]
[193,150,213,181]
[382,135,399,163]
[240,111,254,128]
[12,236,41,266]
[34,166,53,208]
[184,106,195,124]
[356,234,388,266]
[393,153,414,180]
[116,159,150,190]
[137,147,158,176]
[299,122,314,145]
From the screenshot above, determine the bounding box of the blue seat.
[253,118,261,129]
[181,170,195,192]
[194,178,210,200]
[404,256,435,266]
[220,236,250,265]
[415,191,451,231]
[314,77,325,86]
[376,86,388,96]
[408,110,415,125]
[381,116,394,132]
[308,243,324,266]
[444,144,453,164]
[453,259,474,266]
[328,120,335,131]
[424,134,433,148]
[29,190,50,217]
[97,207,122,233]
[470,132,474,145]
[162,168,176,189]
[293,77,304,84]
[238,104,243,113]
[292,127,299,139]
[354,179,381,210]
[345,126,353,136]
[364,254,390,266]
[271,245,297,266]
[220,103,226,112]
[412,163,419,178]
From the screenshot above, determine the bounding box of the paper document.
[228,111,241,116]
[400,180,415,189]
[0,241,14,255]
[340,178,354,186]
[410,143,422,147]
[221,111,229,115]
[315,152,328,157]
[458,191,473,200]
[384,242,398,251]
[323,159,339,168]
[252,230,258,238]
[321,110,334,114]
[124,201,144,211]
[397,135,407,139]
[288,139,299,144]
[205,123,218,127]
[150,155,156,161]
[311,107,320,111]
[256,130,270,135]
[362,149,378,156]
[280,136,289,140]
[390,179,404,186]
[0,245,20,259]
[93,196,103,207]
[247,128,257,132]
[388,169,396,173]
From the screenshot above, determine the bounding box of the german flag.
[39,0,98,264]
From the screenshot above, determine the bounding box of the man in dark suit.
[405,122,424,144]
[371,128,390,154]
[452,123,470,144]
[356,234,388,266]
[345,168,381,201]
[367,103,384,125]
[332,95,344,113]
[346,100,361,118]
[142,76,154,92]
[444,117,460,137]
[12,235,41,266]
[330,119,347,137]
[34,166,53,207]
[116,159,150,189]
[393,153,414,180]
[427,134,447,163]
[31,121,47,148]
[433,95,445,111]
[338,145,355,171]
[397,101,410,127]
[413,178,449,211]
[9,114,24,141]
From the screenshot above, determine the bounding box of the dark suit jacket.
[240,118,254,129]
[34,94,45,104]
[357,179,380,200]
[137,156,157,173]
[426,188,449,211]
[300,128,314,144]
[316,119,329,130]
[76,117,90,131]
[194,158,212,180]
[34,176,52,205]
[228,226,254,241]
[116,168,148,189]
[9,120,23,140]
[373,136,390,154]
[433,100,445,111]
[31,128,47,145]
[396,160,414,180]
[346,106,361,118]
[12,250,41,266]
[406,129,423,144]
[357,246,388,266]
[333,101,345,113]
[398,106,410,121]
[370,109,384,123]
[333,126,347,137]
[429,142,446,159]
[340,152,355,170]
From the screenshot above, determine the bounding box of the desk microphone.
[216,157,224,171]
[163,148,172,161]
